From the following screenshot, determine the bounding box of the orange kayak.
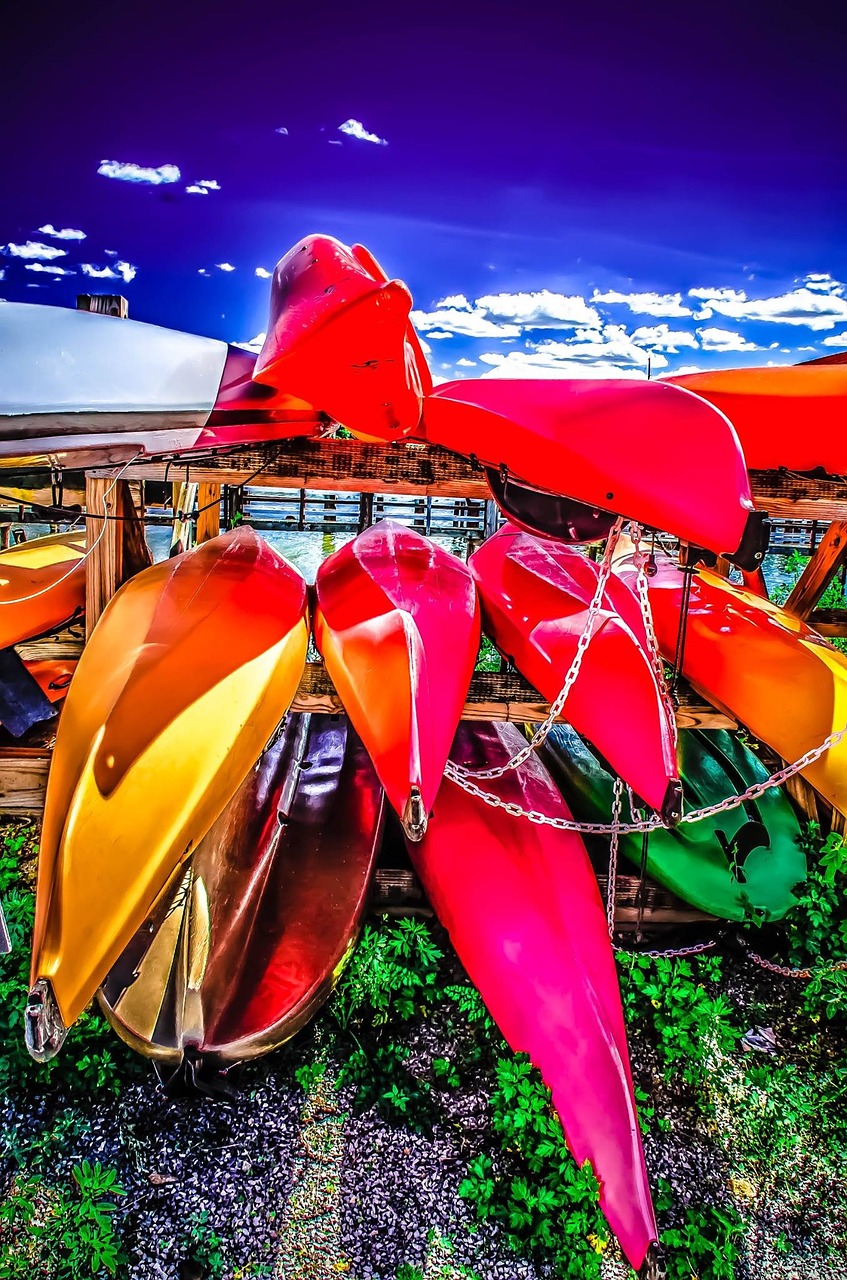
[313,520,480,839]
[0,531,85,648]
[667,364,847,473]
[27,528,309,1058]
[614,548,847,816]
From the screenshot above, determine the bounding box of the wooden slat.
[195,483,221,544]
[750,470,847,521]
[0,750,52,814]
[809,608,847,637]
[84,478,150,638]
[785,520,847,620]
[16,632,85,663]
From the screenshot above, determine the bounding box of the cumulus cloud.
[185,185,209,195]
[631,324,699,352]
[98,159,181,184]
[692,286,847,329]
[688,287,747,303]
[456,357,477,367]
[255,267,272,279]
[440,295,472,311]
[104,249,118,256]
[476,290,602,329]
[234,332,267,352]
[803,273,844,294]
[115,261,137,283]
[187,179,221,194]
[3,240,67,260]
[427,330,453,339]
[78,261,136,282]
[822,331,847,347]
[411,306,521,340]
[533,326,661,368]
[697,327,763,352]
[479,350,645,380]
[338,118,388,145]
[591,289,692,318]
[38,224,86,240]
[198,268,211,277]
[215,263,236,272]
[26,263,74,275]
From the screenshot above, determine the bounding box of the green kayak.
[541,726,807,921]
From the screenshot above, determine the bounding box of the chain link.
[606,776,623,937]
[744,950,847,981]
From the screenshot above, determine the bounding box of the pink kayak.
[409,721,657,1271]
[313,520,480,839]
[421,378,768,568]
[470,525,681,822]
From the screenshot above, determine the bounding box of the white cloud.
[255,267,272,279]
[479,350,645,380]
[80,263,118,279]
[338,118,388,145]
[418,338,432,355]
[3,240,67,260]
[215,262,236,272]
[0,269,4,281]
[411,306,521,340]
[591,289,692,318]
[328,140,342,146]
[692,286,847,330]
[234,332,266,352]
[688,287,747,303]
[476,290,601,329]
[275,126,289,135]
[672,364,705,375]
[440,294,472,311]
[197,179,220,190]
[697,327,762,352]
[532,326,662,368]
[115,261,137,283]
[26,263,74,275]
[631,324,700,352]
[456,357,477,367]
[38,224,86,240]
[104,249,118,256]
[803,273,844,295]
[427,330,453,339]
[198,268,211,277]
[822,331,847,347]
[185,185,209,195]
[97,159,181,184]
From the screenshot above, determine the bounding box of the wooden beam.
[76,294,129,318]
[785,520,847,620]
[750,470,847,521]
[809,608,847,637]
[0,748,53,814]
[784,772,821,825]
[195,483,221,544]
[84,477,150,638]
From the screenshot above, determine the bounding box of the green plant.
[474,635,502,673]
[395,1265,424,1280]
[331,917,443,1032]
[779,823,847,1020]
[185,1209,226,1280]
[656,1179,744,1280]
[0,1161,127,1278]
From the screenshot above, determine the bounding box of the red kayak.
[253,235,432,439]
[421,378,768,568]
[409,721,657,1271]
[666,364,847,474]
[470,526,681,822]
[313,520,479,839]
[99,714,384,1066]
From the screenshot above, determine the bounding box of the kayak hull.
[470,525,680,820]
[28,528,309,1043]
[410,722,656,1270]
[313,520,479,837]
[421,378,766,566]
[99,714,384,1065]
[0,531,85,649]
[543,724,806,921]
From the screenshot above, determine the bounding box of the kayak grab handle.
[25,978,68,1062]
[402,787,428,842]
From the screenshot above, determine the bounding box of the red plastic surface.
[470,526,679,817]
[667,364,847,472]
[313,521,479,833]
[409,721,656,1269]
[252,235,431,439]
[422,378,757,557]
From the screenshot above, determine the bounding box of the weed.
[0,1160,127,1278]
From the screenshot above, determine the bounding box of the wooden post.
[85,477,150,638]
[76,294,129,318]
[195,483,221,544]
[784,772,821,826]
[785,520,847,620]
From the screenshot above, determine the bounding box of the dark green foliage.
[771,550,847,654]
[0,1160,127,1278]
[779,824,847,1019]
[474,635,502,673]
[656,1180,744,1280]
[183,1210,227,1280]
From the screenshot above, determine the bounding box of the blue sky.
[2,0,846,381]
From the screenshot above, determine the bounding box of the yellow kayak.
[27,527,309,1058]
[0,530,86,649]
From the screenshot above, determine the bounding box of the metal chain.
[629,524,678,754]
[606,776,623,937]
[446,518,625,783]
[744,950,847,981]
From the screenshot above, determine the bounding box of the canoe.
[99,714,384,1065]
[666,364,847,473]
[421,378,768,568]
[469,525,681,821]
[613,547,847,817]
[409,721,657,1271]
[26,528,309,1058]
[542,724,806,921]
[253,235,432,439]
[313,520,479,840]
[0,531,85,649]
[0,302,320,468]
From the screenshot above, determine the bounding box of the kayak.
[253,235,432,440]
[0,302,321,467]
[409,721,657,1271]
[469,525,681,822]
[542,724,806,921]
[27,528,309,1058]
[420,378,768,568]
[613,547,847,817]
[667,364,847,473]
[99,714,384,1065]
[0,531,85,649]
[313,520,479,840]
